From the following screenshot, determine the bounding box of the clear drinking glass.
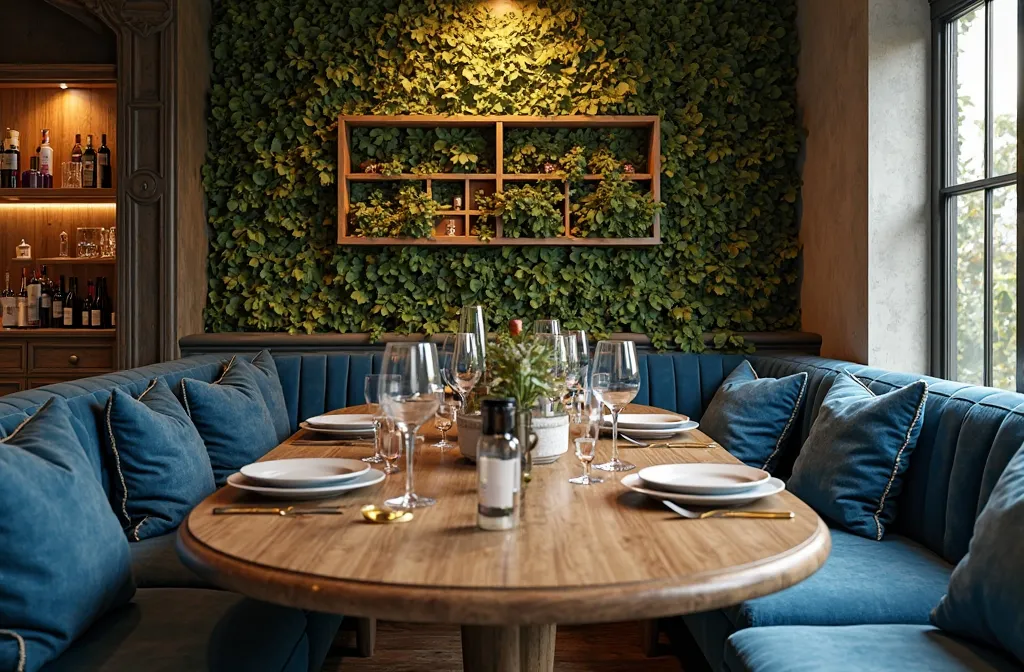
[567,329,590,390]
[535,333,568,415]
[379,343,443,509]
[564,336,581,413]
[363,374,394,464]
[438,334,457,393]
[452,332,483,405]
[433,397,456,450]
[380,423,401,475]
[534,319,561,335]
[591,340,641,472]
[569,389,602,485]
[569,437,602,485]
[458,305,488,368]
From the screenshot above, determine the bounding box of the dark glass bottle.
[82,134,97,188]
[63,277,77,328]
[90,278,103,328]
[98,133,112,188]
[81,280,93,328]
[21,156,40,188]
[1,271,15,329]
[26,268,40,328]
[38,264,51,328]
[51,274,64,328]
[16,268,28,329]
[71,134,83,164]
[2,129,20,188]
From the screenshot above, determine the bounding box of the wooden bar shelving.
[11,257,116,265]
[0,188,116,203]
[338,115,661,247]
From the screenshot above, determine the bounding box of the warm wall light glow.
[0,202,116,209]
[59,83,68,90]
[485,0,520,16]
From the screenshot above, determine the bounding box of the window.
[934,0,1020,390]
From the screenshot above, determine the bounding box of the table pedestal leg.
[461,624,557,672]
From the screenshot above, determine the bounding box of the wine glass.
[458,305,488,366]
[363,374,396,464]
[379,422,401,475]
[438,334,457,393]
[563,336,581,413]
[591,340,641,472]
[566,329,589,390]
[378,343,443,509]
[569,388,603,485]
[452,332,483,406]
[534,319,561,335]
[535,333,568,415]
[433,397,456,450]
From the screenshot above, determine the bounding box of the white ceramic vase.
[457,412,569,464]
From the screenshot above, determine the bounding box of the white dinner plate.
[303,414,375,430]
[240,458,370,488]
[299,422,375,438]
[621,473,786,507]
[600,421,699,439]
[602,413,690,429]
[637,463,770,495]
[226,468,385,500]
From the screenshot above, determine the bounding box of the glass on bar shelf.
[59,231,69,258]
[62,162,82,189]
[100,227,116,258]
[76,227,103,258]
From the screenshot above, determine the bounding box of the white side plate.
[226,468,385,500]
[299,422,375,438]
[240,458,370,488]
[304,413,375,429]
[621,473,785,507]
[602,413,689,429]
[637,463,770,495]
[600,421,699,438]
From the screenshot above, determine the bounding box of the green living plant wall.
[204,0,802,350]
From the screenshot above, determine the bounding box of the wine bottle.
[26,268,40,327]
[71,134,83,164]
[81,280,93,328]
[21,156,40,188]
[63,276,76,328]
[90,278,103,328]
[38,265,51,328]
[1,271,15,328]
[16,269,28,329]
[2,129,20,188]
[98,133,111,188]
[38,129,53,187]
[82,134,97,188]
[51,274,64,328]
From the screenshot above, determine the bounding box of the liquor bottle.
[90,278,103,328]
[51,274,64,328]
[16,269,28,329]
[38,265,51,328]
[26,269,40,327]
[38,129,53,187]
[21,156,40,188]
[476,397,521,531]
[1,271,15,328]
[98,133,112,188]
[71,134,83,164]
[82,134,97,188]
[2,129,20,188]
[63,276,76,328]
[81,280,94,328]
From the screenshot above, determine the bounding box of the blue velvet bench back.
[1,351,1022,571]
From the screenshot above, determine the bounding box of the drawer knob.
[68,355,79,365]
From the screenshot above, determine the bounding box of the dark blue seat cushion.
[129,533,211,589]
[250,350,292,443]
[181,357,280,485]
[105,379,215,540]
[723,625,1020,672]
[789,373,929,540]
[41,588,343,672]
[699,360,807,472]
[933,445,1024,664]
[0,397,135,672]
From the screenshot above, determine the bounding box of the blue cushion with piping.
[181,356,279,485]
[104,378,215,540]
[789,372,928,540]
[700,360,807,472]
[250,349,291,442]
[932,444,1024,664]
[0,397,135,672]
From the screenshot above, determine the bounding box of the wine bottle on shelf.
[21,156,40,188]
[63,276,76,328]
[81,280,93,328]
[2,129,20,188]
[16,269,28,329]
[1,271,15,329]
[82,135,97,188]
[71,134,83,164]
[51,274,64,328]
[26,268,40,328]
[38,265,51,328]
[38,129,53,187]
[98,134,111,189]
[90,278,103,328]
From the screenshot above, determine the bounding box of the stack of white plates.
[299,413,376,439]
[600,413,699,440]
[227,458,385,500]
[621,463,786,506]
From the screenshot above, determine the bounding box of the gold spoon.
[361,504,414,524]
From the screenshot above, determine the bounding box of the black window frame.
[931,0,1023,390]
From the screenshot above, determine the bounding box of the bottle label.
[17,298,27,328]
[477,456,517,510]
[81,311,89,327]
[99,154,109,166]
[1,297,15,327]
[1,154,16,171]
[111,312,116,327]
[41,295,51,310]
[26,287,39,324]
[90,309,101,326]
[83,161,95,185]
[52,300,62,318]
[39,149,52,176]
[63,307,73,325]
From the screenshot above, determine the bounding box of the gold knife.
[213,506,345,516]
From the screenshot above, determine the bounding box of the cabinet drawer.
[30,344,115,373]
[0,344,25,373]
[0,378,24,396]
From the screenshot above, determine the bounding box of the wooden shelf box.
[337,115,661,247]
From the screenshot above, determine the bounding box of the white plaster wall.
[867,0,931,374]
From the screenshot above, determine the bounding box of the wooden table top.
[178,405,830,626]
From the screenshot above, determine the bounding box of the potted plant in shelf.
[457,320,569,480]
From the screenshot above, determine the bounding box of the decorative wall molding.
[79,0,173,37]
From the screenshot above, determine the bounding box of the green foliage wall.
[204,0,802,349]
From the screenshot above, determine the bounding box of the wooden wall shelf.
[11,257,115,265]
[338,115,661,247]
[0,188,116,203]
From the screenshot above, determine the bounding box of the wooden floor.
[324,620,683,671]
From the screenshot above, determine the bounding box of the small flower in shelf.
[622,162,636,174]
[542,161,556,174]
[508,319,523,336]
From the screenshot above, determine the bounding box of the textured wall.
[867,0,930,374]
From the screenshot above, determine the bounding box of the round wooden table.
[178,404,830,672]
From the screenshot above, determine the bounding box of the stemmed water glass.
[451,332,484,406]
[566,329,589,389]
[591,340,641,472]
[458,305,488,368]
[563,336,581,413]
[568,388,603,485]
[534,319,561,335]
[433,397,456,450]
[363,374,396,464]
[379,427,401,475]
[535,333,568,415]
[378,343,443,509]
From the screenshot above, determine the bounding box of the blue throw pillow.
[105,378,216,541]
[931,445,1024,664]
[700,361,808,472]
[181,357,280,485]
[0,397,135,672]
[789,372,928,540]
[250,349,291,443]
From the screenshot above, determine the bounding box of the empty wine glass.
[569,389,602,485]
[591,340,641,472]
[534,319,561,335]
[564,336,581,412]
[379,343,443,509]
[438,334,457,394]
[566,329,590,390]
[363,374,396,464]
[451,332,483,406]
[535,333,568,415]
[458,305,488,367]
[434,398,456,450]
[379,423,401,475]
